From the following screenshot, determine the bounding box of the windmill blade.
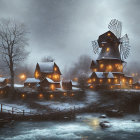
[108,19,122,38]
[92,40,99,54]
[120,34,130,60]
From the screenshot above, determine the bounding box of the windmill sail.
[92,40,99,54]
[108,19,122,38]
[120,34,130,60]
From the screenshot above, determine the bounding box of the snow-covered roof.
[38,62,55,73]
[0,77,7,82]
[95,72,105,78]
[72,81,79,86]
[107,72,114,78]
[25,78,40,83]
[46,78,54,83]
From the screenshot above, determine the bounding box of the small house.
[61,80,72,90]
[34,62,61,82]
[24,78,40,88]
[132,81,140,90]
[0,77,9,87]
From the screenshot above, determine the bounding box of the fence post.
[1,104,2,113]
[12,107,14,115]
[23,110,24,116]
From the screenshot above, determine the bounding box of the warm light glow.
[110,86,113,89]
[73,77,78,81]
[50,94,54,98]
[122,78,125,83]
[99,79,103,83]
[93,68,97,72]
[50,84,55,90]
[135,86,138,89]
[115,79,118,83]
[107,33,111,36]
[21,94,25,98]
[101,44,104,47]
[47,74,52,79]
[131,73,135,77]
[19,74,26,80]
[39,93,43,99]
[129,79,132,84]
[100,64,104,69]
[106,47,110,52]
[0,90,3,94]
[64,92,67,96]
[35,71,39,78]
[90,85,94,89]
[106,65,112,71]
[52,74,60,81]
[71,93,74,96]
[54,67,57,71]
[87,79,92,84]
[108,79,111,83]
[93,78,96,82]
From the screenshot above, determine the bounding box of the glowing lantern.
[100,64,104,69]
[39,93,43,99]
[93,78,96,82]
[50,94,54,99]
[107,65,112,71]
[106,47,110,52]
[19,74,26,81]
[50,84,55,90]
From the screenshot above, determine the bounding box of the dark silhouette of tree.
[0,18,29,90]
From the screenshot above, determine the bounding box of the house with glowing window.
[34,62,61,89]
[88,19,133,89]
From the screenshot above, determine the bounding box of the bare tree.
[0,18,29,89]
[41,56,54,62]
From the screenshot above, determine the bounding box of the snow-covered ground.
[37,90,99,111]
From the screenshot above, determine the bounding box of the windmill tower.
[88,19,133,89]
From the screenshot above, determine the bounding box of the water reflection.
[83,117,100,130]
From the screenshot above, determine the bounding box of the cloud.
[0,0,140,73]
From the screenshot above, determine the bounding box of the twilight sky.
[0,0,140,72]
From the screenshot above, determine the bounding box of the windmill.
[92,19,131,60]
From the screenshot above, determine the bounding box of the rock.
[99,114,107,118]
[100,121,111,128]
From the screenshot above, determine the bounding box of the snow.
[25,78,40,83]
[46,77,54,83]
[95,72,105,78]
[0,77,6,82]
[14,84,24,87]
[107,72,114,78]
[1,103,36,115]
[38,62,54,73]
[72,81,79,86]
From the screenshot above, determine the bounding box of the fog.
[0,0,140,73]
